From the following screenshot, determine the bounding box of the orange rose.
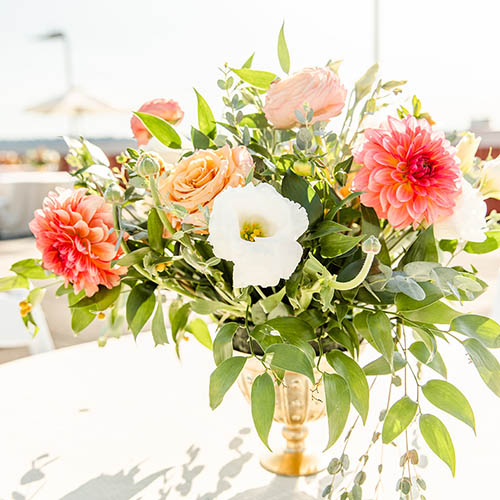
[159,145,253,228]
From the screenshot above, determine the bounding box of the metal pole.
[373,0,380,64]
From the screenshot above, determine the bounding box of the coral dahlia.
[353,116,461,229]
[29,188,127,297]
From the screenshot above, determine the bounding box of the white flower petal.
[208,183,308,288]
[434,180,487,243]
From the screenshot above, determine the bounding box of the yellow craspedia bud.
[156,262,167,272]
[97,312,106,320]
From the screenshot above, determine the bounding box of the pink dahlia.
[353,116,461,229]
[131,98,184,146]
[29,189,127,297]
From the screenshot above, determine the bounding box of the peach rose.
[131,98,184,146]
[159,145,253,228]
[263,67,347,129]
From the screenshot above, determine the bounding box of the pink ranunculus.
[29,188,127,297]
[263,67,347,129]
[131,98,184,146]
[353,116,462,230]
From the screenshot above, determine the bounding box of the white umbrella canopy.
[25,87,120,115]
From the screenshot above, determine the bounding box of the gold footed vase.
[237,356,328,476]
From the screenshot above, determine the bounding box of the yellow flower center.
[240,222,266,242]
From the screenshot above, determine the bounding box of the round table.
[1,333,500,499]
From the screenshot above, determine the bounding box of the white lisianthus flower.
[455,132,481,174]
[208,183,309,288]
[434,179,487,242]
[479,156,500,200]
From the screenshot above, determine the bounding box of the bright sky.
[1,0,499,140]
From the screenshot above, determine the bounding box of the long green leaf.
[151,295,168,345]
[327,351,369,423]
[194,89,216,139]
[251,372,275,450]
[147,209,164,254]
[231,68,277,90]
[209,356,247,410]
[277,22,290,74]
[267,344,315,383]
[133,112,182,149]
[419,414,456,476]
[187,318,212,350]
[363,352,407,376]
[324,373,350,450]
[71,308,95,333]
[422,380,475,432]
[463,338,500,397]
[451,314,500,348]
[382,396,418,444]
[367,311,394,371]
[409,342,447,378]
[320,233,364,259]
[72,284,121,311]
[126,283,156,337]
[281,169,322,225]
[213,322,239,366]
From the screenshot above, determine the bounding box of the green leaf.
[395,282,443,311]
[422,380,475,432]
[363,352,406,376]
[194,89,216,139]
[133,112,182,149]
[281,169,322,225]
[72,284,122,311]
[187,318,212,350]
[419,414,456,476]
[147,209,164,254]
[360,206,380,237]
[382,396,418,444]
[451,314,500,348]
[304,220,349,240]
[327,351,369,423]
[239,113,269,128]
[320,233,364,259]
[152,296,168,345]
[353,311,376,347]
[409,342,447,378]
[267,344,315,384]
[464,230,500,254]
[265,317,315,362]
[0,275,29,291]
[126,282,157,337]
[324,373,350,450]
[191,127,211,149]
[170,302,191,342]
[355,63,379,101]
[259,287,286,314]
[190,299,239,315]
[367,311,394,370]
[209,356,247,409]
[463,338,500,398]
[71,308,95,333]
[251,372,275,450]
[241,52,254,69]
[28,288,46,307]
[231,68,277,90]
[401,301,461,325]
[10,259,50,279]
[213,322,239,366]
[115,247,150,266]
[399,226,439,267]
[277,22,290,74]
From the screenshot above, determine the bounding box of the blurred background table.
[2,329,500,500]
[0,171,72,239]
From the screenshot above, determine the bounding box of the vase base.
[260,451,326,477]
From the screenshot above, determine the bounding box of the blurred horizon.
[1,0,500,141]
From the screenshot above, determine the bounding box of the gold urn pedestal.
[238,356,329,477]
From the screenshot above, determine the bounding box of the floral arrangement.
[3,25,500,499]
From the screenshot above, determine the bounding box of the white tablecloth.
[2,332,500,499]
[0,171,72,238]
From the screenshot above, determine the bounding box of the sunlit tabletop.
[1,330,500,500]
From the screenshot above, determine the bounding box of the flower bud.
[362,235,381,255]
[97,336,107,347]
[293,160,313,176]
[136,152,162,177]
[104,184,123,204]
[479,157,500,200]
[456,132,481,174]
